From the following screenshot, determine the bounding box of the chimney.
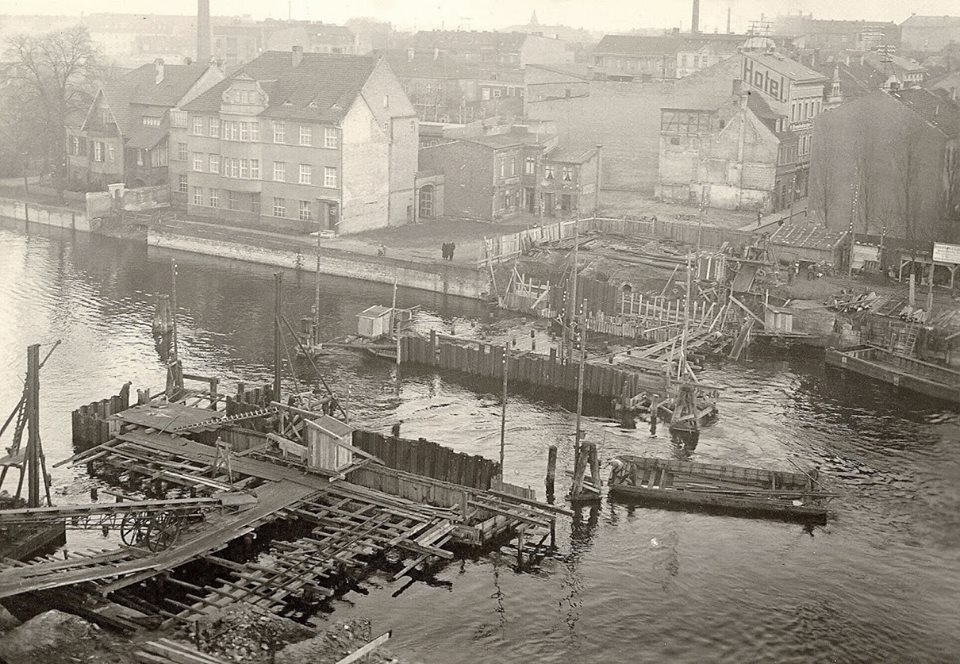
[154,58,165,85]
[292,45,304,67]
[691,0,700,34]
[197,0,211,64]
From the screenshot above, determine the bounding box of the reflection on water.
[1,219,959,662]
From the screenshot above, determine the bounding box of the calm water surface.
[1,219,959,663]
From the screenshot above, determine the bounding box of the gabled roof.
[890,87,960,137]
[183,51,378,123]
[546,146,596,163]
[743,51,828,84]
[95,62,212,133]
[864,51,926,74]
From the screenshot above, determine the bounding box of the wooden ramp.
[0,481,319,600]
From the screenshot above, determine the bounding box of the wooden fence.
[352,429,499,490]
[400,331,668,404]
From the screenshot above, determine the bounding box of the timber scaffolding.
[0,380,565,626]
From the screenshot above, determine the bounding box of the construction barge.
[607,456,832,522]
[825,345,960,404]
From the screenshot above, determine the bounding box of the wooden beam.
[335,631,392,664]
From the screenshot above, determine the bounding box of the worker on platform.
[649,401,659,437]
[391,420,403,439]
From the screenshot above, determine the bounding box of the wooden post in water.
[274,273,282,403]
[545,445,557,503]
[499,343,509,477]
[25,344,40,508]
[170,260,179,360]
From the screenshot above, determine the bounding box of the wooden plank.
[334,631,392,664]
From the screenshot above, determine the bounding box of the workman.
[649,403,658,437]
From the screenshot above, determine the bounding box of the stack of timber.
[825,345,960,404]
[400,330,667,410]
[608,456,831,522]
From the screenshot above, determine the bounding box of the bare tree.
[896,121,927,248]
[0,80,48,191]
[4,26,101,202]
[809,131,834,227]
[940,144,960,242]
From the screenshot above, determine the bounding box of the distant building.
[523,64,592,109]
[773,14,900,51]
[418,125,598,221]
[211,19,356,67]
[345,18,396,54]
[377,49,524,124]
[592,33,756,81]
[66,60,225,190]
[503,11,599,46]
[175,48,418,235]
[901,15,960,53]
[407,30,572,70]
[809,87,960,242]
[655,96,779,212]
[741,47,829,209]
[526,55,744,194]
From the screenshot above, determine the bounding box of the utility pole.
[26,344,40,508]
[574,299,587,464]
[313,201,325,345]
[274,273,282,403]
[680,253,692,380]
[170,259,179,360]
[848,174,859,282]
[499,343,509,477]
[566,212,581,361]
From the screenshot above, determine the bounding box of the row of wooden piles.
[400,330,662,404]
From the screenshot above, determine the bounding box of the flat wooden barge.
[608,455,830,522]
[825,345,960,404]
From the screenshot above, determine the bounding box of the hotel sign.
[933,242,960,264]
[743,56,787,103]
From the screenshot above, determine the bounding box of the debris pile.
[185,605,314,662]
[0,609,133,664]
[275,618,404,664]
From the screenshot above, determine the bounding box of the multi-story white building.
[173,47,419,234]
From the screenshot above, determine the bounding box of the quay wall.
[148,229,490,299]
[0,197,90,232]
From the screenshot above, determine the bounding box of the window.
[545,164,555,180]
[240,122,249,142]
[493,88,502,98]
[170,109,187,128]
[240,159,249,179]
[109,145,117,163]
[299,126,312,146]
[142,116,161,127]
[250,159,260,179]
[227,190,238,210]
[69,136,79,155]
[299,200,312,221]
[499,158,505,177]
[482,88,491,101]
[192,116,204,135]
[525,156,535,175]
[209,188,219,207]
[273,121,285,143]
[299,164,312,184]
[193,186,203,205]
[93,142,103,162]
[324,166,337,187]
[273,197,286,217]
[178,174,188,193]
[209,118,219,137]
[324,127,338,148]
[209,154,220,174]
[509,159,516,176]
[193,153,203,172]
[249,122,260,142]
[562,166,573,182]
[274,162,286,182]
[177,142,187,161]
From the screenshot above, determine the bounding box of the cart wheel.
[120,511,149,546]
[145,512,182,552]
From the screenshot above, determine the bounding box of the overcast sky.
[1,0,958,33]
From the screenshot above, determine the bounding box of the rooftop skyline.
[1,0,959,34]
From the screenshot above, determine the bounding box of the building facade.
[212,20,356,67]
[418,126,598,222]
[656,98,779,212]
[174,49,417,235]
[407,30,572,70]
[901,15,960,53]
[66,60,225,190]
[741,49,828,210]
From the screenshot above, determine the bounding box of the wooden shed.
[357,305,394,339]
[305,415,356,472]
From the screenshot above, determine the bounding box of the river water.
[1,219,959,663]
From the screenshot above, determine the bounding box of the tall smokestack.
[691,0,700,33]
[727,7,732,34]
[197,0,211,64]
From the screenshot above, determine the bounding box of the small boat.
[608,455,831,522]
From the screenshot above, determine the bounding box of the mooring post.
[545,445,557,503]
[26,344,40,508]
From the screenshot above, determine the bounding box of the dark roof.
[863,52,926,73]
[125,125,166,149]
[771,221,847,250]
[122,62,211,107]
[746,90,779,120]
[183,51,377,123]
[743,52,828,83]
[813,61,888,101]
[546,146,596,163]
[890,87,960,137]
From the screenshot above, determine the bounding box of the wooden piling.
[545,445,557,502]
